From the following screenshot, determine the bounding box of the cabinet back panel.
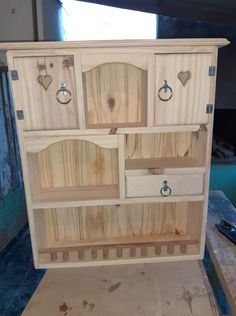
[33,139,118,188]
[125,132,204,161]
[14,55,79,130]
[83,63,147,127]
[36,202,202,245]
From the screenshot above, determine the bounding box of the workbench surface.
[22,260,218,316]
[207,190,236,315]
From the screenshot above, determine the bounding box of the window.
[61,0,157,40]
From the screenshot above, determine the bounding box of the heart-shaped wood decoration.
[37,74,53,91]
[177,71,191,86]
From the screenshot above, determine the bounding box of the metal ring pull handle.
[158,80,173,101]
[160,180,172,197]
[56,83,72,104]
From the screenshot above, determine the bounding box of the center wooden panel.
[29,139,118,192]
[36,202,203,247]
[83,63,147,128]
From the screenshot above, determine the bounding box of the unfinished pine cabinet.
[0,39,229,268]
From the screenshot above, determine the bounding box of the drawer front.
[126,174,204,198]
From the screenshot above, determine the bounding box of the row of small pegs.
[48,241,192,262]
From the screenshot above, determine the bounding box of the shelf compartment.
[125,131,207,168]
[27,138,119,204]
[35,201,203,265]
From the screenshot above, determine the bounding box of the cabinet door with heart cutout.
[13,55,79,131]
[154,53,212,126]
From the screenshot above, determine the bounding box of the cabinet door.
[81,54,152,128]
[155,53,212,126]
[13,55,79,131]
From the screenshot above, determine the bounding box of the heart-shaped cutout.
[177,71,191,86]
[37,74,52,90]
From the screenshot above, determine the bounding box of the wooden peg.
[50,251,57,262]
[180,244,187,254]
[78,249,85,260]
[116,247,123,258]
[62,251,69,262]
[167,245,174,255]
[103,248,109,259]
[91,249,97,259]
[155,245,161,256]
[130,247,136,257]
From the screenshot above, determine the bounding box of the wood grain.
[14,55,79,130]
[35,202,202,247]
[83,62,147,127]
[155,53,212,125]
[32,139,118,189]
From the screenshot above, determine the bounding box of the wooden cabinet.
[1,38,229,268]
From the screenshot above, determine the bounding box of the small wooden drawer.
[125,172,204,198]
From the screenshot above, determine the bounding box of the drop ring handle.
[158,80,173,101]
[56,83,72,104]
[160,180,172,197]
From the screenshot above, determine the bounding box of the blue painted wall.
[210,164,236,206]
[0,72,27,251]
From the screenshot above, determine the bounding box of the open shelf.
[32,185,119,204]
[35,201,203,265]
[27,138,120,205]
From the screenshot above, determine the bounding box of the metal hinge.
[208,66,216,76]
[16,110,24,120]
[10,70,19,80]
[206,104,213,114]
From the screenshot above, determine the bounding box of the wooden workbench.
[207,191,236,315]
[22,260,218,316]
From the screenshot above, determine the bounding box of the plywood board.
[22,261,218,316]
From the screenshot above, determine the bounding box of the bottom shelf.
[38,239,199,264]
[34,201,204,266]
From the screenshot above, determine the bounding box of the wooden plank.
[0,38,229,49]
[25,134,119,152]
[22,261,219,316]
[206,191,236,315]
[32,195,205,209]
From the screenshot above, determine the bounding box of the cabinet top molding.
[0,38,229,50]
